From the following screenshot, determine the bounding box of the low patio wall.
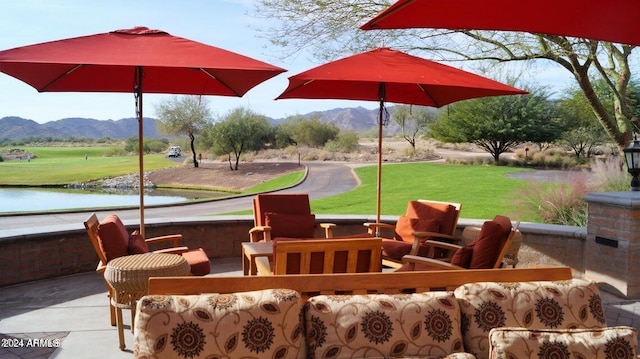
[0,215,586,287]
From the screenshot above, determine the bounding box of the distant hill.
[0,116,160,140]
[0,105,425,140]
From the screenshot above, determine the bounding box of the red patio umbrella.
[0,26,286,236]
[276,47,526,224]
[360,0,640,46]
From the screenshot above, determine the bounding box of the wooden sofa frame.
[149,266,573,300]
[256,237,383,275]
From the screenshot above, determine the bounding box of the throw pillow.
[393,216,440,243]
[265,212,315,238]
[405,201,457,234]
[128,229,149,255]
[489,327,637,359]
[450,242,475,268]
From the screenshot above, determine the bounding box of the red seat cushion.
[265,212,316,238]
[97,215,130,262]
[181,248,210,276]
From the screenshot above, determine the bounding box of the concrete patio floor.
[1,258,639,359]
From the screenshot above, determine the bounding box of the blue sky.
[0,0,380,124]
[0,1,575,124]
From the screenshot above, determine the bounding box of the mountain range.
[0,106,407,140]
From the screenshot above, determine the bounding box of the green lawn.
[0,146,180,185]
[310,162,533,221]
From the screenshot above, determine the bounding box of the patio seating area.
[0,257,638,358]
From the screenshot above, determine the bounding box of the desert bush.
[589,155,630,192]
[104,146,127,157]
[513,171,590,226]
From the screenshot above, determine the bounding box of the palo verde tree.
[155,95,211,168]
[252,1,638,151]
[209,107,273,170]
[429,84,559,163]
[391,105,437,152]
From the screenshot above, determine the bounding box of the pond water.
[0,187,227,213]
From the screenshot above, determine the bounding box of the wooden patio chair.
[248,193,336,242]
[254,237,382,275]
[363,199,462,268]
[83,213,210,327]
[398,215,520,271]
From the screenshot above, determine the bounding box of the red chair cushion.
[128,229,149,255]
[393,216,440,242]
[265,212,316,238]
[97,215,130,262]
[181,248,210,276]
[381,239,412,260]
[468,220,511,269]
[405,201,457,235]
[253,194,311,226]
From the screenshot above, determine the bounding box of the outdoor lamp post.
[623,134,640,191]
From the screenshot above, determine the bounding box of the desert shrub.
[513,171,590,226]
[589,155,630,191]
[104,146,127,157]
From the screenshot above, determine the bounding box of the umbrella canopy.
[360,0,640,46]
[0,26,286,235]
[277,47,526,223]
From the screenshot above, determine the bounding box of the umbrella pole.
[136,66,145,238]
[376,83,386,227]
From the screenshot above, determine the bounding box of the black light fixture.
[623,133,640,191]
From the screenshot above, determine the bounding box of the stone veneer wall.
[0,215,587,288]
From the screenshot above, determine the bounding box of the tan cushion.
[454,279,607,359]
[393,216,440,242]
[265,212,316,238]
[97,215,129,262]
[127,229,149,255]
[134,289,304,358]
[489,326,637,359]
[305,291,465,358]
[405,201,457,234]
[468,220,510,269]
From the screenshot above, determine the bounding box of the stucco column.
[584,191,640,299]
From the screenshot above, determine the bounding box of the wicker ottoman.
[104,253,190,350]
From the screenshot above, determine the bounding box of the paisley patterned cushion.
[134,289,305,359]
[454,279,607,359]
[489,326,637,359]
[304,292,465,359]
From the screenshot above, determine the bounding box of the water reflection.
[0,187,227,213]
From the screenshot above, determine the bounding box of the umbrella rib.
[41,64,83,92]
[416,84,441,107]
[199,68,241,97]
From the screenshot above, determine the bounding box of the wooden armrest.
[409,235,462,257]
[319,222,337,238]
[145,234,183,248]
[249,225,272,242]
[401,255,465,271]
[411,232,456,242]
[364,222,395,229]
[153,246,190,255]
[421,240,462,252]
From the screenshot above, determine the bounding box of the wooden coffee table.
[241,242,273,275]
